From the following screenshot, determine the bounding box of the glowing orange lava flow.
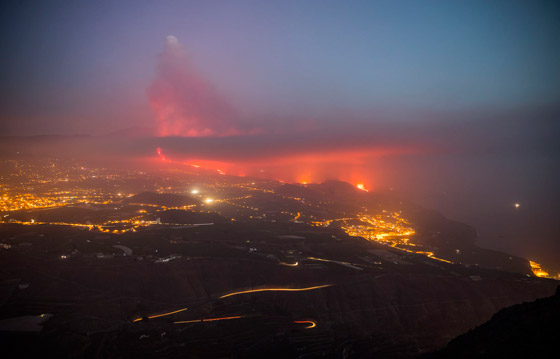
[151,147,402,188]
[294,320,317,329]
[154,147,231,174]
[156,147,168,161]
[356,183,368,191]
[219,284,332,299]
[132,307,187,322]
[174,316,245,324]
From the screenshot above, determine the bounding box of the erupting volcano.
[2,1,559,357]
[148,36,241,137]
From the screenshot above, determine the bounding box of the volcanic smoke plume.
[147,36,238,137]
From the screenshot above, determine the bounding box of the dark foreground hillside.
[0,222,556,358]
[426,285,560,358]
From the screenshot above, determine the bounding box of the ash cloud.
[147,36,240,137]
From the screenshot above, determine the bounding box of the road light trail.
[279,261,299,267]
[132,307,188,322]
[219,284,332,299]
[294,320,317,329]
[174,315,245,324]
[132,285,331,323]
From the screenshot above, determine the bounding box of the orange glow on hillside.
[150,143,430,189]
[181,159,233,173]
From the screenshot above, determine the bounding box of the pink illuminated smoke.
[148,36,239,137]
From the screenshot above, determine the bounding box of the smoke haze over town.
[0,1,559,357]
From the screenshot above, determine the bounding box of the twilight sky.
[1,0,559,268]
[1,0,559,135]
